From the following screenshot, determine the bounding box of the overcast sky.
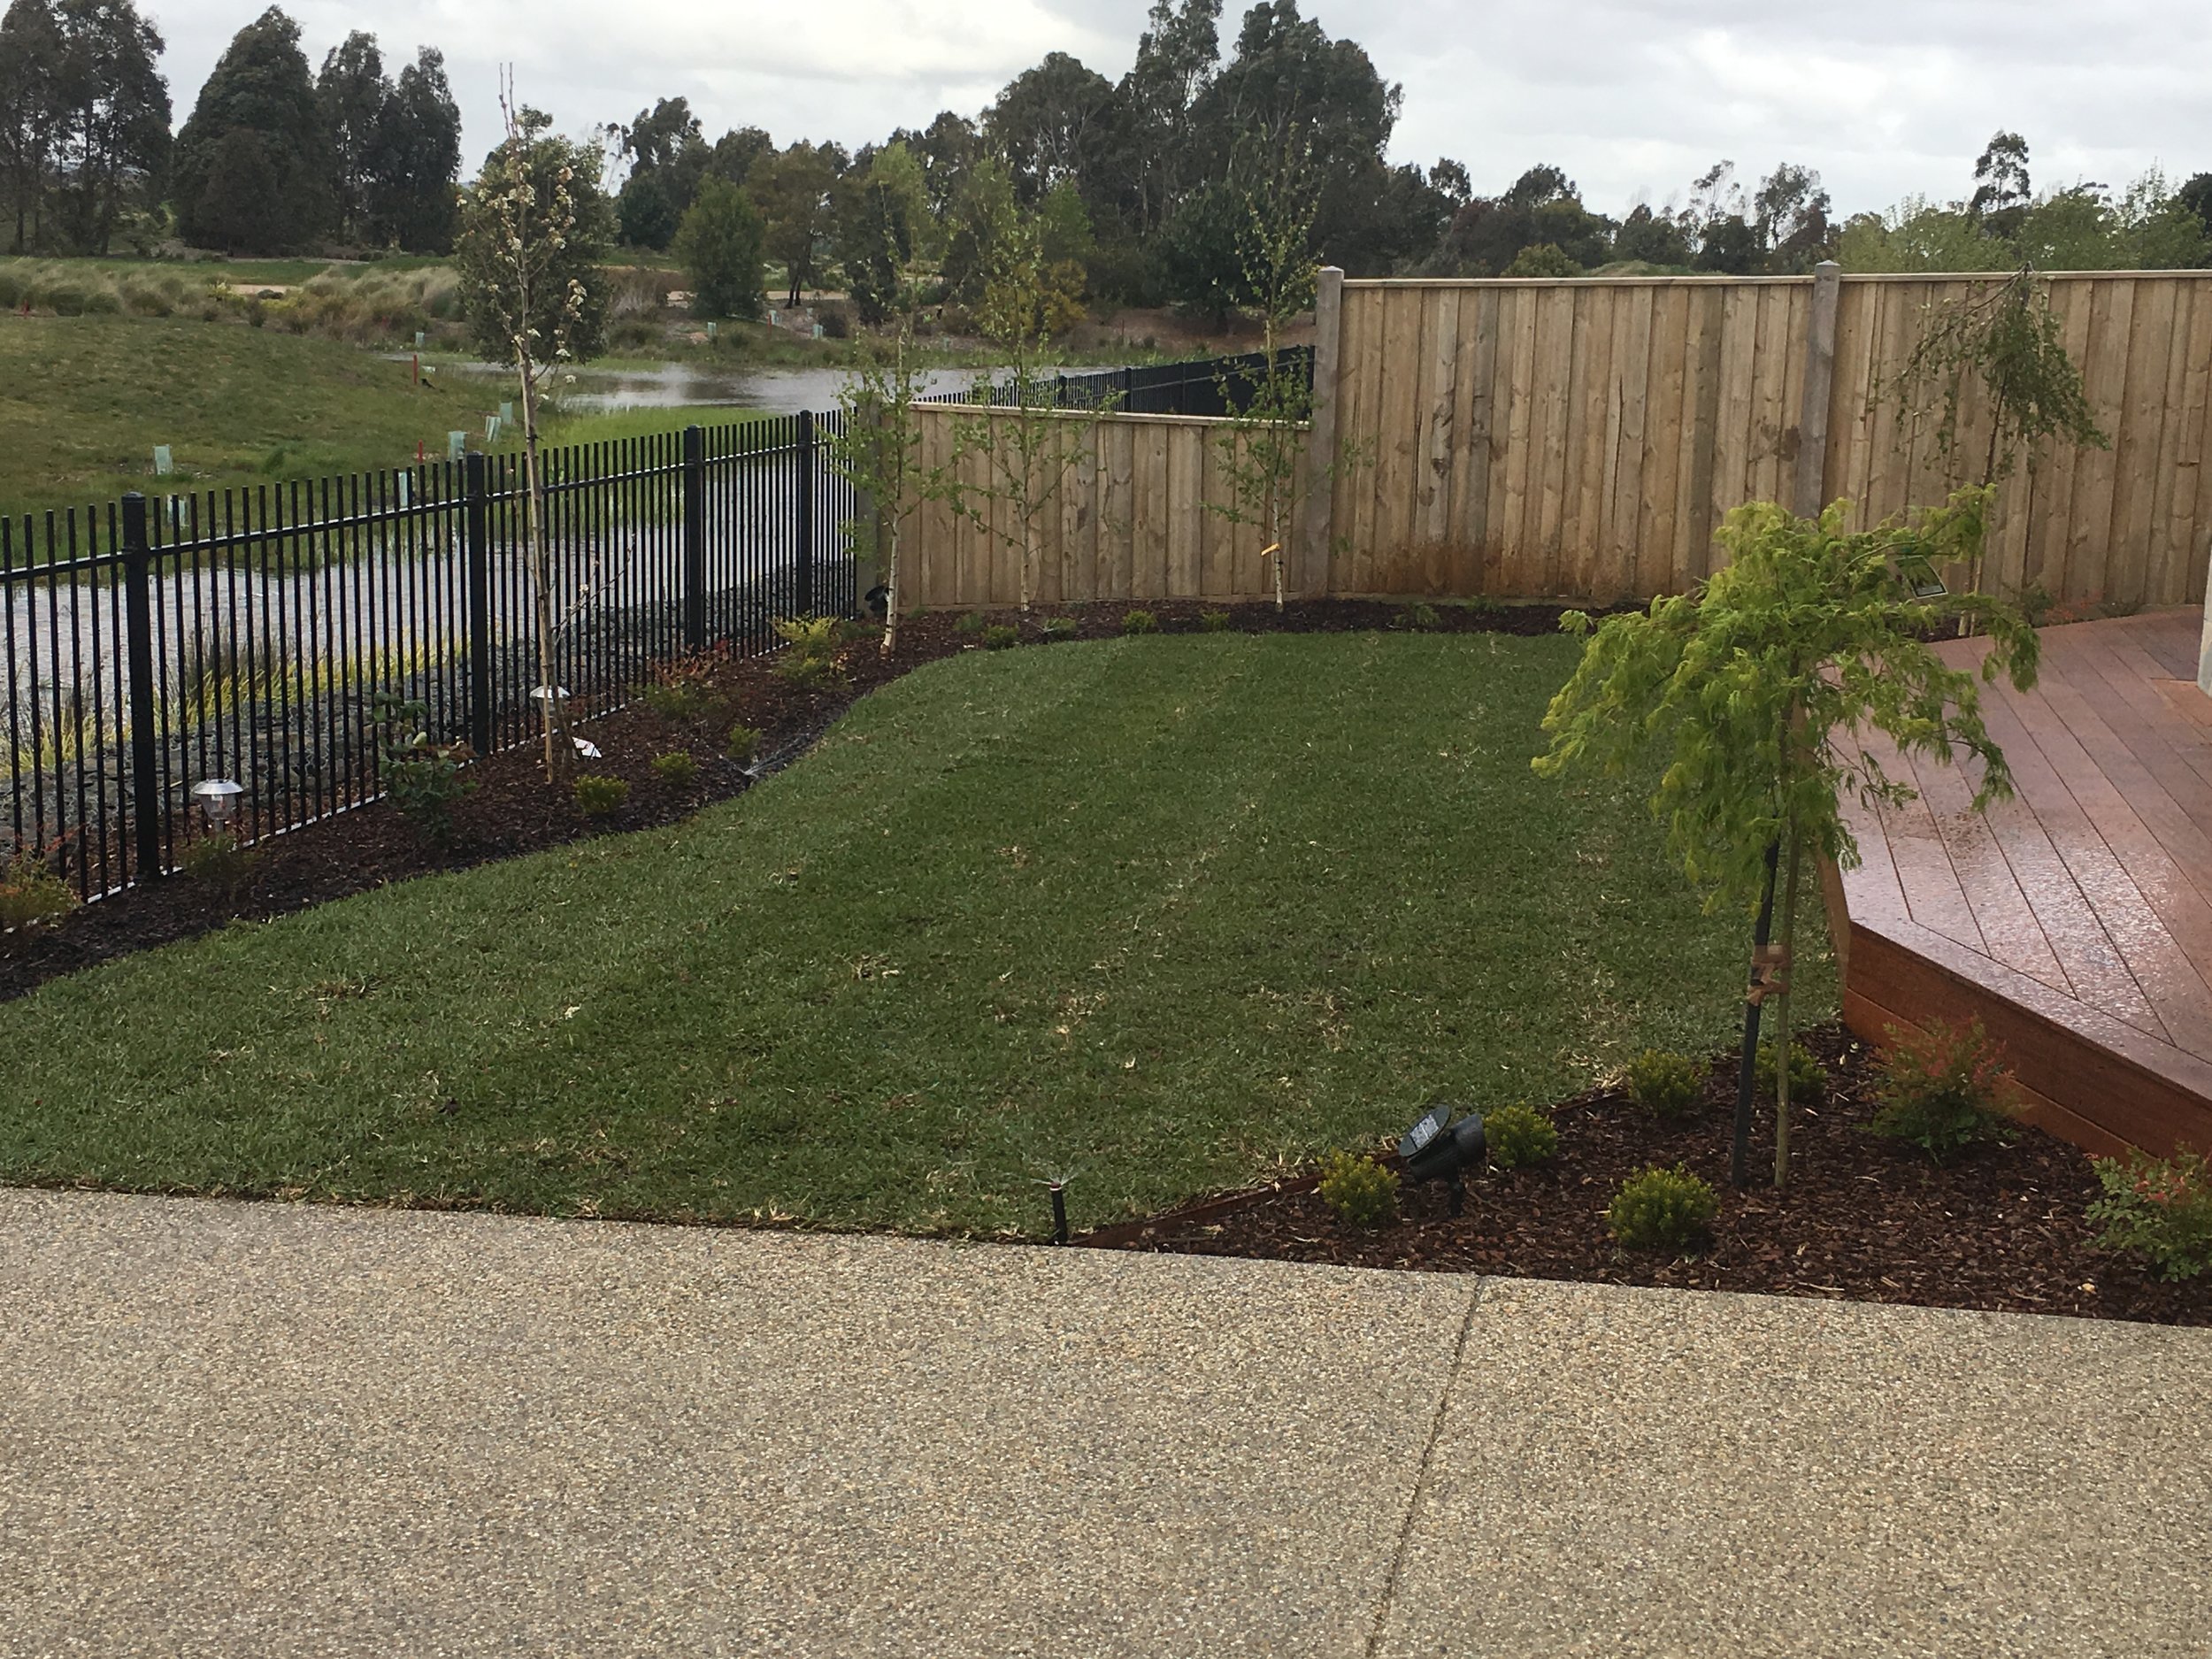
[151,0,2212,216]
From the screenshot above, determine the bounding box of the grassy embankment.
[0,316,757,523]
[0,631,1836,1237]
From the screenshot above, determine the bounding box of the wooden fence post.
[1793,261,1843,519]
[1296,266,1345,597]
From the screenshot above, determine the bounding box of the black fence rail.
[3,410,853,901]
[924,346,1315,418]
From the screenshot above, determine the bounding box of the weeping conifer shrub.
[1533,488,2039,1187]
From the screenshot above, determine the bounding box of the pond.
[440,361,998,417]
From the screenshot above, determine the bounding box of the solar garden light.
[190,778,243,828]
[1398,1104,1486,1216]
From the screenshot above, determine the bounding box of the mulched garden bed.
[1,595,1601,1003]
[1087,1021,2212,1327]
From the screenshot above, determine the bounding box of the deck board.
[1838,609,2212,1156]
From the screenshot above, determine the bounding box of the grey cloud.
[147,0,2208,213]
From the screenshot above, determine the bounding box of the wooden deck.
[1834,607,2212,1158]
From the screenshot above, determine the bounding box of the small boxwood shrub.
[772,615,844,687]
[1756,1039,1827,1103]
[1198,609,1232,632]
[1485,1102,1558,1171]
[982,623,1019,650]
[1317,1150,1398,1228]
[179,832,260,895]
[2088,1147,2212,1280]
[573,774,631,817]
[1121,608,1158,635]
[650,750,698,787]
[1626,1048,1702,1120]
[1399,601,1440,631]
[1041,617,1079,641]
[1870,1019,2018,1160]
[1608,1164,1720,1253]
[953,611,987,636]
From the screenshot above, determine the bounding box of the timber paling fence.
[904,269,2212,611]
[2,411,855,901]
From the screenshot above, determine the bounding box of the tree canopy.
[172,5,329,254]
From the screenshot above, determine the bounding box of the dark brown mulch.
[1,595,1604,1003]
[1088,1022,2212,1327]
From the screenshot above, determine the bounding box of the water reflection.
[441,360,996,417]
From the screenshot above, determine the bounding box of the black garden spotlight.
[1398,1104,1486,1216]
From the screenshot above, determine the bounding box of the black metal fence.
[924,346,1315,418]
[3,349,1291,903]
[3,411,853,900]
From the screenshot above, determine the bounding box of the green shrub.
[774,653,840,688]
[1317,1150,1398,1228]
[573,774,631,817]
[639,678,712,722]
[179,831,260,895]
[650,750,699,787]
[1121,609,1158,635]
[1198,609,1232,632]
[1756,1039,1828,1104]
[953,611,987,636]
[1626,1048,1702,1120]
[0,850,75,940]
[1041,617,1079,641]
[1870,1019,2019,1160]
[2087,1147,2212,1280]
[374,695,475,845]
[726,722,763,764]
[1485,1102,1558,1170]
[1400,601,1441,631]
[982,623,1019,650]
[1608,1164,1720,1253]
[772,614,844,687]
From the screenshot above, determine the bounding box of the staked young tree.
[367,46,460,252]
[456,89,614,783]
[1537,493,2041,1187]
[173,5,330,254]
[317,30,384,243]
[456,104,612,364]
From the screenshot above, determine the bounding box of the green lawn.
[0,317,755,522]
[0,633,1833,1235]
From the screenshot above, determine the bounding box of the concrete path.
[2,1190,2208,1657]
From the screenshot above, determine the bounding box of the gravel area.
[4,1188,2208,1657]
